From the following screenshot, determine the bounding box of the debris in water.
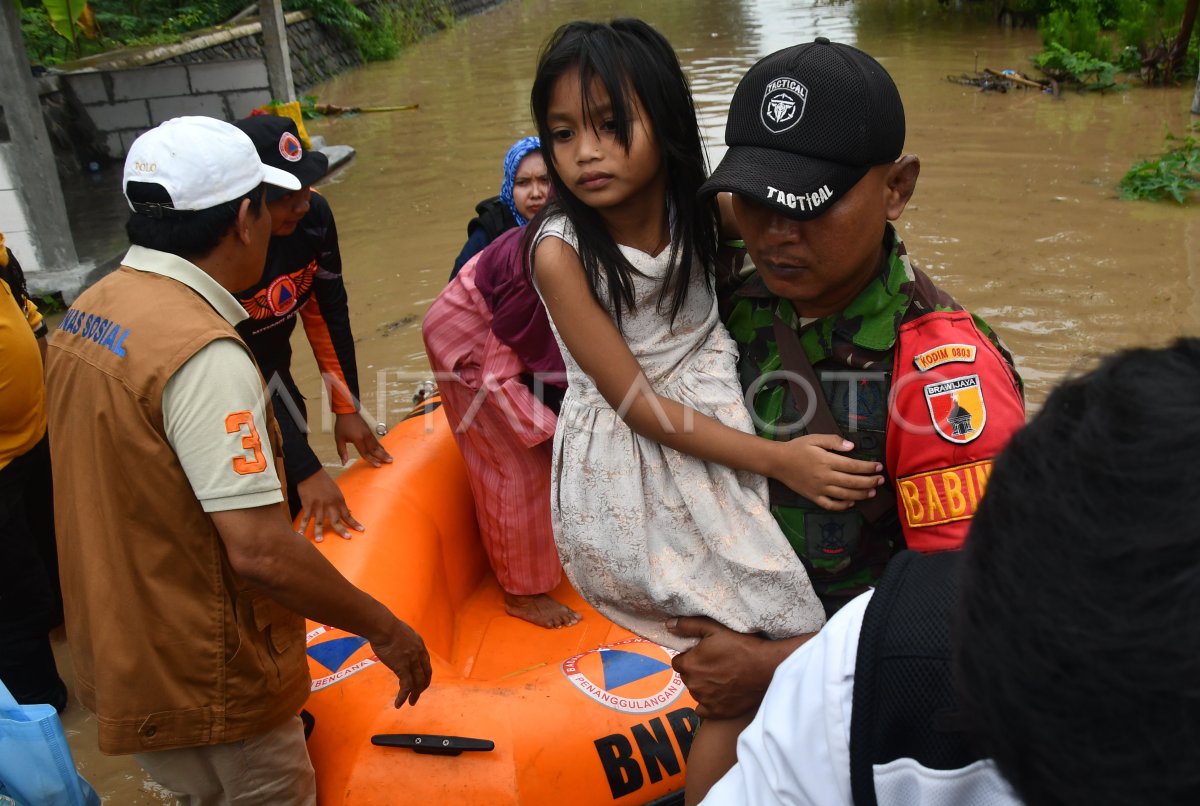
[380,314,418,335]
[948,68,1055,94]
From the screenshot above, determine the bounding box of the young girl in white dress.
[526,19,883,801]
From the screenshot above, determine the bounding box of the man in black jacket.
[234,116,391,540]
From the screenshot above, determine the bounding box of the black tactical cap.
[700,37,905,220]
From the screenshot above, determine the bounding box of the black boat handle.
[371,733,495,756]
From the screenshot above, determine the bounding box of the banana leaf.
[20,0,97,46]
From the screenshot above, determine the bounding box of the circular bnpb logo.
[266,274,299,315]
[761,77,808,134]
[278,131,303,162]
[561,637,684,714]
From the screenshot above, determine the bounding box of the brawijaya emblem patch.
[924,374,987,444]
[761,77,808,134]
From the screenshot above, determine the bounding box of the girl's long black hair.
[524,18,720,330]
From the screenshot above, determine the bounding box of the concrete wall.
[64,61,272,160]
[2,0,78,282]
[158,12,361,92]
[13,0,505,293]
[0,151,41,272]
[53,0,508,161]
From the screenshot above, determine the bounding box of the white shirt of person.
[700,590,1022,806]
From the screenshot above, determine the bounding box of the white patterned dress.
[535,216,825,650]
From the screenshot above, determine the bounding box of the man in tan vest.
[45,116,431,804]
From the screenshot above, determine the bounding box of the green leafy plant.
[33,292,66,315]
[364,0,456,60]
[19,5,68,63]
[19,0,244,65]
[15,0,97,59]
[1033,41,1123,87]
[1119,123,1200,202]
[284,0,371,50]
[21,0,91,42]
[281,0,453,63]
[1040,0,1114,58]
[18,0,458,67]
[265,94,322,118]
[357,2,403,61]
[1033,0,1198,84]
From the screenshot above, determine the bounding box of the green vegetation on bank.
[1020,0,1197,203]
[1033,41,1122,88]
[1119,123,1200,202]
[288,0,452,61]
[17,0,453,66]
[1019,0,1198,86]
[33,292,66,314]
[20,0,247,63]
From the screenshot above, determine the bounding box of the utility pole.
[0,0,80,285]
[259,0,296,103]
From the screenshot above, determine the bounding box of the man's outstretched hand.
[297,469,364,541]
[369,617,433,708]
[335,411,393,467]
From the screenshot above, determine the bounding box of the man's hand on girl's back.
[667,616,816,719]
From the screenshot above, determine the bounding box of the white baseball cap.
[123,116,301,214]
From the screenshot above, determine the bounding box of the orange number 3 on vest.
[224,411,268,474]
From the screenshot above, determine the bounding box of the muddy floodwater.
[56,0,1198,800]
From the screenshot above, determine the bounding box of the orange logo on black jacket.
[240,261,316,320]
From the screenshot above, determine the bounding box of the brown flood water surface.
[59,0,1198,800]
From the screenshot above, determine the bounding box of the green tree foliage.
[14,0,98,60]
[1039,0,1112,58]
[40,0,94,44]
[1031,0,1199,84]
[19,0,247,64]
[89,0,245,39]
[17,0,452,66]
[284,0,370,51]
[19,5,69,63]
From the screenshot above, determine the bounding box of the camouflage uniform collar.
[742,224,915,360]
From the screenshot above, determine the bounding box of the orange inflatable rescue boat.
[303,399,696,804]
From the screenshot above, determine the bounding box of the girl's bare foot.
[504,593,582,629]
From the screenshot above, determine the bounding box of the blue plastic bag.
[0,678,100,806]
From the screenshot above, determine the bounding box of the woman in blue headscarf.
[450,137,549,280]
